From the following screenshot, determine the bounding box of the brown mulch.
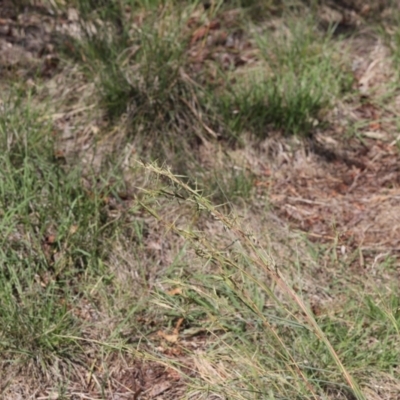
[2,357,189,400]
[267,135,400,252]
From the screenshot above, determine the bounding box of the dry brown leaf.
[158,318,184,343]
[173,317,184,335]
[167,367,181,381]
[368,121,381,130]
[158,331,178,343]
[362,131,388,140]
[69,225,78,235]
[167,288,182,296]
[191,26,210,45]
[147,241,162,251]
[45,234,56,244]
[190,20,220,46]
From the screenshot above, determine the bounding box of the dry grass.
[1,0,400,399]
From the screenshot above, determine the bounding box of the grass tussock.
[0,91,132,379]
[221,18,353,137]
[64,1,229,172]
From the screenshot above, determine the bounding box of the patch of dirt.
[2,357,189,400]
[268,136,400,249]
[0,1,59,79]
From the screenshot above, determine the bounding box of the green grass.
[2,0,400,399]
[62,0,229,173]
[61,0,354,173]
[0,90,130,377]
[220,17,353,137]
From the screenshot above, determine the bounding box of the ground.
[1,1,400,399]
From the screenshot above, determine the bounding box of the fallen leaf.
[173,317,184,335]
[191,26,209,45]
[54,150,65,160]
[190,21,221,45]
[369,122,381,130]
[208,20,220,30]
[362,131,388,140]
[147,241,162,251]
[167,367,181,381]
[45,234,56,244]
[158,331,178,343]
[69,225,78,235]
[167,288,182,296]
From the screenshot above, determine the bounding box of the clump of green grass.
[62,1,353,170]
[0,90,127,376]
[63,0,229,173]
[221,17,353,137]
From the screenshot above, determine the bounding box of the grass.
[2,0,400,399]
[220,18,353,137]
[139,165,368,399]
[0,93,89,365]
[0,89,138,382]
[62,0,353,170]
[63,0,227,172]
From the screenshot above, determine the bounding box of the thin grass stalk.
[140,162,366,400]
